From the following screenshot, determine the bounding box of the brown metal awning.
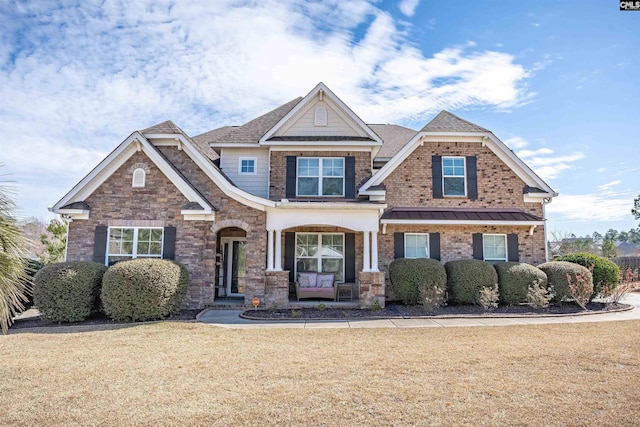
[381,207,544,225]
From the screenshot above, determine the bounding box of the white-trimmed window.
[107,227,163,264]
[295,233,344,282]
[442,157,466,196]
[238,157,256,174]
[314,106,327,126]
[297,157,344,197]
[483,234,507,263]
[132,168,146,188]
[405,233,429,258]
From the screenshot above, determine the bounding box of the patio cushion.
[317,273,334,288]
[298,272,317,288]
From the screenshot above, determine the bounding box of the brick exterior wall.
[383,141,543,217]
[269,151,371,201]
[377,140,548,295]
[66,149,268,309]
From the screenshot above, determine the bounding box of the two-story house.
[51,83,556,308]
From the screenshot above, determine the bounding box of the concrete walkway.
[197,293,640,329]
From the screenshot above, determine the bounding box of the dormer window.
[132,168,146,188]
[314,106,327,126]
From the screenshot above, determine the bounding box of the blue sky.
[1,0,638,238]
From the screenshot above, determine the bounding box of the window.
[295,233,344,282]
[297,157,344,197]
[483,234,507,263]
[405,233,429,258]
[442,157,466,196]
[314,106,327,126]
[132,168,146,188]
[107,227,163,264]
[238,158,256,174]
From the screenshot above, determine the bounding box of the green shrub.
[555,253,619,299]
[445,259,498,305]
[101,258,189,322]
[389,258,447,305]
[537,261,592,303]
[16,259,45,313]
[33,261,107,322]
[494,262,548,305]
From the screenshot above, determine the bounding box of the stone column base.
[357,271,386,308]
[261,271,290,308]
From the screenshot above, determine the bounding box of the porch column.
[266,229,274,271]
[274,229,283,271]
[363,231,371,272]
[371,231,379,272]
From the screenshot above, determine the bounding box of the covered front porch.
[261,203,386,308]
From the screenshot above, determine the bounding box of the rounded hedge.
[445,259,498,305]
[33,261,107,323]
[101,258,189,322]
[555,252,619,298]
[537,261,592,303]
[494,262,548,305]
[389,258,447,305]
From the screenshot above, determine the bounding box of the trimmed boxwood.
[555,252,619,299]
[101,258,189,322]
[389,258,447,305]
[537,261,592,303]
[33,261,107,322]
[494,262,548,305]
[445,259,498,305]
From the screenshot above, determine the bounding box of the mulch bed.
[241,301,632,320]
[10,310,201,330]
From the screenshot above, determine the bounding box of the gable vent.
[132,168,146,188]
[314,106,327,126]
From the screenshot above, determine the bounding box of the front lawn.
[2,321,639,426]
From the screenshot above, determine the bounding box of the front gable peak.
[260,82,382,146]
[420,111,489,133]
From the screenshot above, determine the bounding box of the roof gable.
[420,111,489,133]
[142,120,219,161]
[359,111,556,199]
[260,83,382,146]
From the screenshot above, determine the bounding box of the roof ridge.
[420,110,489,133]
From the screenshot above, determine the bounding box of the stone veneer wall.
[66,149,268,309]
[269,151,371,201]
[358,271,385,308]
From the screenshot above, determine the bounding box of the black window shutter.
[466,156,478,200]
[93,225,108,264]
[472,233,484,260]
[394,232,404,259]
[284,232,295,282]
[163,226,176,260]
[432,155,443,199]
[429,233,441,261]
[285,156,297,199]
[507,234,520,262]
[344,156,356,198]
[345,233,356,283]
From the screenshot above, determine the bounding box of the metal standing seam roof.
[381,207,544,222]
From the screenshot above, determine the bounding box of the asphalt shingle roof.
[420,111,489,133]
[369,124,417,159]
[141,120,220,161]
[193,97,303,145]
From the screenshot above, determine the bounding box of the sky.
[1,0,638,238]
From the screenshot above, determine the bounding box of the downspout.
[542,198,551,262]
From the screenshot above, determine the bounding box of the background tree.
[601,240,617,258]
[19,217,48,259]
[40,218,67,263]
[632,194,640,223]
[592,231,603,244]
[0,177,30,333]
[604,229,619,242]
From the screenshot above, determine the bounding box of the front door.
[221,238,246,297]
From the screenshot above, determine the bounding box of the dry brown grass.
[2,321,639,426]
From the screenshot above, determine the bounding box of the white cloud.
[398,0,420,17]
[504,136,584,181]
[547,190,635,223]
[0,0,537,217]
